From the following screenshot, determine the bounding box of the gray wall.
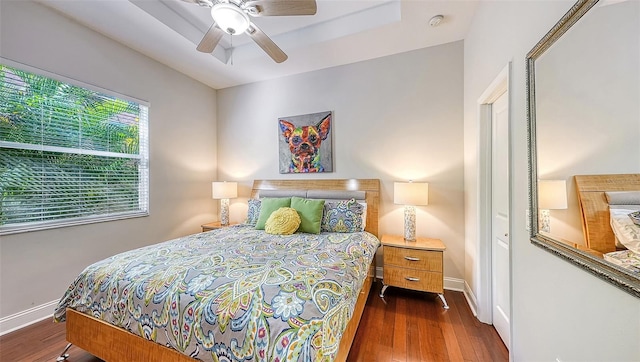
[0,1,218,319]
[217,42,466,282]
[464,1,640,361]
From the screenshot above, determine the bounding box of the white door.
[491,91,510,348]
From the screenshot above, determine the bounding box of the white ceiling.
[38,0,479,89]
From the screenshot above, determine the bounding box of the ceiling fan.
[181,0,317,63]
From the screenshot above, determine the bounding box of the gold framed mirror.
[527,0,640,298]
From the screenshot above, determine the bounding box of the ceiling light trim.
[229,0,401,63]
[132,0,230,63]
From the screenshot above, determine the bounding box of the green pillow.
[255,197,292,230]
[291,196,325,234]
[265,207,301,235]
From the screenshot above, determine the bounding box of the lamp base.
[220,198,230,226]
[404,205,416,241]
[539,209,550,233]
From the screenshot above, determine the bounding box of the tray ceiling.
[38,0,478,89]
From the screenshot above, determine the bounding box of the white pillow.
[609,208,640,253]
[359,202,367,229]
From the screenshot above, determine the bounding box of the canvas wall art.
[278,111,333,173]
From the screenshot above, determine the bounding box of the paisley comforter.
[54,225,380,361]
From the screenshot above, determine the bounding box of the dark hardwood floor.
[347,282,508,362]
[0,282,507,362]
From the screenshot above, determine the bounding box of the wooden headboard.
[251,179,380,237]
[574,174,640,253]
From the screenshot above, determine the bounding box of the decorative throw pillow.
[245,199,261,226]
[629,211,640,226]
[290,196,325,234]
[255,197,292,230]
[265,207,301,235]
[321,198,364,233]
[359,202,368,229]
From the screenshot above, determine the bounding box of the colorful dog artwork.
[278,111,332,173]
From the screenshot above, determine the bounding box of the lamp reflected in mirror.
[538,180,568,233]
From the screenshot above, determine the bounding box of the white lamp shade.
[538,180,567,209]
[212,181,238,199]
[394,182,429,206]
[211,3,250,35]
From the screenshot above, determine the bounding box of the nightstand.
[380,234,448,309]
[201,221,236,232]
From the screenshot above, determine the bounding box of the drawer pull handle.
[405,277,420,282]
[404,256,421,261]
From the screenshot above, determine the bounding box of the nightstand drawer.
[384,246,442,271]
[383,265,443,293]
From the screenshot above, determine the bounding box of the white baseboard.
[463,280,479,317]
[0,300,58,336]
[444,277,465,292]
[376,266,383,280]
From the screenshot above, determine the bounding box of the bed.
[54,179,381,362]
[575,174,640,254]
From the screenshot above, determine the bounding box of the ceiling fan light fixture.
[211,3,250,35]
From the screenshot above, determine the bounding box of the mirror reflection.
[531,0,640,291]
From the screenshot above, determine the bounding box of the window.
[0,62,149,235]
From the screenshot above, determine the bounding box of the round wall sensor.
[429,15,444,27]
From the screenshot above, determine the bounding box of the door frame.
[476,63,511,325]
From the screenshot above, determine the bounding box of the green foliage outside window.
[0,64,148,231]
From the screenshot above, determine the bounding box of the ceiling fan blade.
[196,24,224,53]
[245,0,317,16]
[246,23,288,63]
[179,0,214,7]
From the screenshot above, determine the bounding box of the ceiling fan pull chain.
[230,34,234,66]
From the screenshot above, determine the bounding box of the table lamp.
[394,181,429,241]
[212,181,238,226]
[538,179,567,233]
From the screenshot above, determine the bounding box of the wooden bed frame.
[64,179,380,362]
[575,174,640,254]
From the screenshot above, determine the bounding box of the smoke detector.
[429,15,444,27]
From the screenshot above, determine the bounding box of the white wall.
[0,1,218,323]
[464,1,640,361]
[217,42,466,282]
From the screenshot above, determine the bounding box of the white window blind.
[0,63,149,235]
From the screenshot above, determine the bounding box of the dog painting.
[278,111,333,173]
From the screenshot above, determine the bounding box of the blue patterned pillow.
[629,211,640,226]
[245,199,261,226]
[321,198,364,233]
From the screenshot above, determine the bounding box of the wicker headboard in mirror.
[575,174,640,254]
